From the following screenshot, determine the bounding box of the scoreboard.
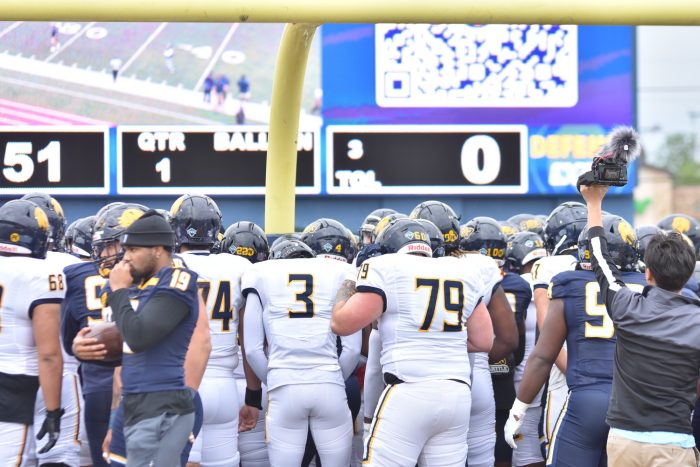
[0,127,108,194]
[117,126,320,195]
[326,125,527,195]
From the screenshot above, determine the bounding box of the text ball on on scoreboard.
[326,124,528,195]
[116,126,321,196]
[0,126,109,195]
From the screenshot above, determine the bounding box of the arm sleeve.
[588,226,627,314]
[338,331,361,380]
[109,289,189,353]
[242,291,268,384]
[355,258,388,313]
[60,298,81,356]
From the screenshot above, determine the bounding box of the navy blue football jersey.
[61,261,116,395]
[502,271,532,326]
[113,265,199,395]
[550,269,645,390]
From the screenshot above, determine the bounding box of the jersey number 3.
[288,274,314,318]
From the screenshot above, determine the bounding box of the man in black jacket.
[581,184,700,466]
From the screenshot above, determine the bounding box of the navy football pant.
[547,387,609,467]
[84,390,112,467]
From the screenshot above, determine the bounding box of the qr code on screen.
[375,24,578,108]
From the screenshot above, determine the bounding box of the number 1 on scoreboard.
[155,157,171,183]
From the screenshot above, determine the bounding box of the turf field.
[0,21,322,125]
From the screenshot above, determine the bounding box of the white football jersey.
[450,253,503,305]
[46,251,82,375]
[357,253,491,384]
[181,251,250,378]
[530,255,577,289]
[241,258,353,391]
[0,255,65,376]
[530,255,576,390]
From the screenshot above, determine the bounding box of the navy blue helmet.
[170,194,222,249]
[578,215,639,272]
[301,218,354,263]
[414,218,445,258]
[504,231,546,273]
[375,217,433,257]
[409,200,460,253]
[67,216,96,259]
[0,199,51,259]
[269,238,316,259]
[459,216,507,264]
[92,203,148,260]
[657,214,700,257]
[508,213,545,237]
[359,208,398,245]
[221,221,269,263]
[20,192,66,251]
[544,202,588,255]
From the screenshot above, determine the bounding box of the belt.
[383,372,470,387]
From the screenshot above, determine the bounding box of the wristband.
[245,388,263,410]
[108,409,117,428]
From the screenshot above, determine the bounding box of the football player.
[331,217,495,465]
[358,208,397,246]
[242,232,354,466]
[0,200,65,465]
[506,215,645,466]
[530,202,587,456]
[221,220,271,467]
[300,219,362,466]
[103,211,200,465]
[23,192,91,467]
[62,203,147,467]
[657,213,700,257]
[504,231,547,467]
[409,200,461,254]
[508,214,545,238]
[461,216,530,467]
[221,221,270,264]
[171,194,259,467]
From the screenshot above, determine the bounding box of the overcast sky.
[637,27,700,163]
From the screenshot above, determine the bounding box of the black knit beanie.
[121,210,175,247]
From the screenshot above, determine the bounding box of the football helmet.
[301,218,354,263]
[92,203,148,263]
[504,231,546,273]
[409,200,460,253]
[221,221,269,263]
[657,214,700,256]
[508,213,545,237]
[0,199,51,258]
[636,225,662,261]
[578,214,639,272]
[359,208,398,245]
[498,220,520,239]
[170,194,222,249]
[414,218,445,257]
[375,218,432,257]
[67,216,96,259]
[269,238,316,260]
[459,217,508,264]
[20,192,66,251]
[544,202,588,255]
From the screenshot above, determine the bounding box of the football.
[86,322,123,362]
